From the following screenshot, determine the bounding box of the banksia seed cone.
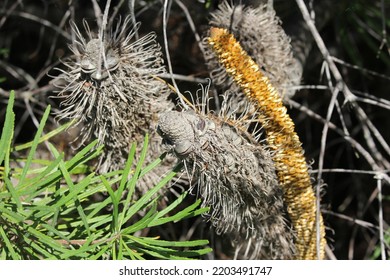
[205,1,301,100]
[53,16,174,194]
[208,27,326,259]
[157,89,294,259]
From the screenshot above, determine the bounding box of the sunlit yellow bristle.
[208,27,326,260]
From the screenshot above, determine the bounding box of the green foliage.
[0,48,8,83]
[371,229,390,260]
[0,91,211,260]
[339,0,390,66]
[0,48,9,58]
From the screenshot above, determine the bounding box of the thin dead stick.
[44,8,71,68]
[311,168,390,175]
[351,13,382,41]
[162,0,188,109]
[361,120,390,170]
[375,172,386,260]
[158,73,208,84]
[108,0,125,27]
[325,244,337,260]
[175,0,206,56]
[332,56,390,81]
[290,85,329,90]
[355,105,390,167]
[0,0,23,28]
[102,1,111,37]
[377,0,389,56]
[0,10,72,40]
[322,210,379,230]
[101,0,112,78]
[355,96,390,111]
[321,61,351,140]
[0,60,37,88]
[316,62,352,258]
[128,0,139,40]
[316,84,340,259]
[354,89,390,108]
[295,0,356,103]
[295,0,390,171]
[288,99,390,185]
[174,0,220,109]
[90,0,103,28]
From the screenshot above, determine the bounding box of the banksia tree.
[52,16,174,193]
[157,88,295,259]
[208,27,326,260]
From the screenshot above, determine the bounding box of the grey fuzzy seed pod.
[205,1,302,100]
[157,90,295,259]
[52,16,174,194]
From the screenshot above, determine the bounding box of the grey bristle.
[52,15,174,195]
[205,1,302,100]
[157,89,295,259]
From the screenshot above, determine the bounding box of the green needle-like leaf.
[17,105,51,187]
[0,94,210,260]
[0,227,19,260]
[0,91,15,167]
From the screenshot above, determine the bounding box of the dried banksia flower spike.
[205,1,302,100]
[158,85,295,259]
[53,15,174,194]
[208,27,326,260]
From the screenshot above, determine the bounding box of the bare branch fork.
[295,0,390,173]
[296,0,389,260]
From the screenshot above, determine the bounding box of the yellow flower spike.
[208,27,326,260]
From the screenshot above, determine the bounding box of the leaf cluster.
[0,91,211,260]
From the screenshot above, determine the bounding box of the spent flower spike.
[158,85,295,259]
[53,15,174,194]
[205,1,302,100]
